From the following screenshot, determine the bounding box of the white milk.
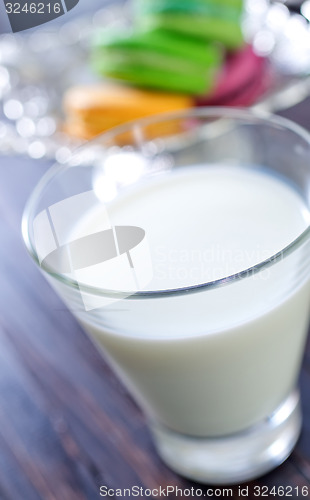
[71,165,310,437]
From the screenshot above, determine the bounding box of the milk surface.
[104,165,309,290]
[69,165,310,436]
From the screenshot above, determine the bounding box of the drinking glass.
[22,108,310,484]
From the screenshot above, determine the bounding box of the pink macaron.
[195,45,273,107]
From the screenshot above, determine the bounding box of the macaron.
[196,45,272,106]
[135,0,245,49]
[63,83,194,140]
[92,29,222,95]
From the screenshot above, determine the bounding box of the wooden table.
[1,100,310,500]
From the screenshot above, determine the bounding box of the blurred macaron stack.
[64,0,270,140]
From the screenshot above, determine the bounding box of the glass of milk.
[22,108,310,484]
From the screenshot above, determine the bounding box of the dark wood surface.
[0,100,310,500]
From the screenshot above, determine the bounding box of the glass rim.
[22,106,310,300]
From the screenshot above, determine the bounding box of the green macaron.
[135,0,244,49]
[93,29,222,94]
[135,0,243,19]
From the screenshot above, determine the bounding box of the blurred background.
[0,0,309,159]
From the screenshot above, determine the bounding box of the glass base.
[150,391,302,485]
